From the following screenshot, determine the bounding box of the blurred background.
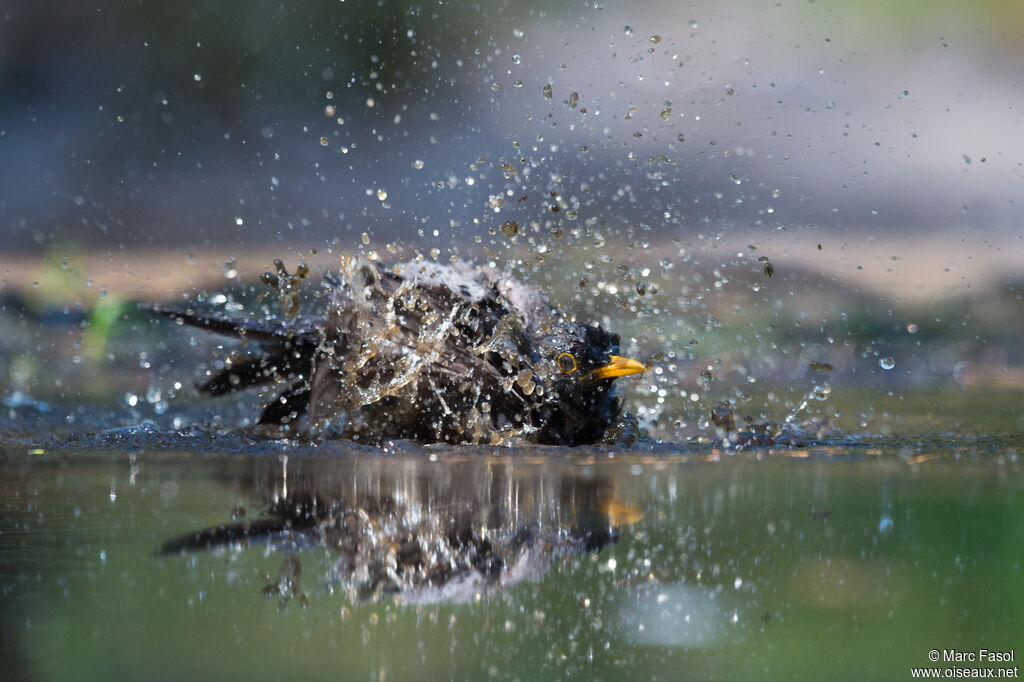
[1,0,1022,437]
[5,7,1022,678]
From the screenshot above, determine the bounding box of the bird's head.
[530,321,646,444]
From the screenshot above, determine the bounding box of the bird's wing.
[147,305,319,398]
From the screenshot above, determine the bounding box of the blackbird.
[155,257,646,445]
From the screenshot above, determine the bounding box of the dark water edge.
[1,424,1022,681]
[4,414,1023,459]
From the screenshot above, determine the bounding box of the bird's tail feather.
[147,305,319,422]
[147,305,317,344]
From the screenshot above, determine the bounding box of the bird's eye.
[557,352,578,373]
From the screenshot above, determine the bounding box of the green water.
[2,436,1021,681]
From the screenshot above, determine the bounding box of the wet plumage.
[154,258,645,445]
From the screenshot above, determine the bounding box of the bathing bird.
[153,258,646,445]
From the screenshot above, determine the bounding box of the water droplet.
[567,91,579,108]
[500,220,519,238]
[542,83,553,100]
[623,25,633,36]
[512,53,521,65]
[879,356,895,370]
[325,105,336,117]
[361,232,370,245]
[650,35,661,44]
[377,189,387,201]
[413,159,424,170]
[660,108,672,120]
[193,73,202,82]
[320,136,329,146]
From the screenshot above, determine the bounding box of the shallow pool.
[2,428,1020,681]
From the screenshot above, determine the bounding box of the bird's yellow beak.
[588,355,647,381]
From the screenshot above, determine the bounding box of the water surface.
[2,431,1020,681]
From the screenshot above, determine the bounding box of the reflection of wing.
[158,517,304,554]
[159,456,630,605]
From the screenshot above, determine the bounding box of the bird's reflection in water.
[159,455,641,605]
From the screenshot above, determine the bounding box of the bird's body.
[156,258,645,446]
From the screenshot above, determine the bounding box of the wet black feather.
[151,261,639,446]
